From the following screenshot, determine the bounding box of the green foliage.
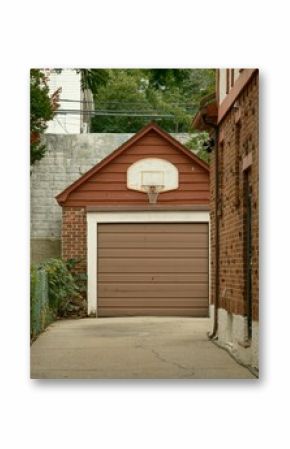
[91,70,152,132]
[185,132,210,164]
[78,69,109,93]
[91,69,216,133]
[148,69,192,90]
[65,258,87,296]
[64,258,82,271]
[38,258,81,316]
[30,258,85,339]
[30,69,59,165]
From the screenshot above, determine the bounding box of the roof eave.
[192,101,218,132]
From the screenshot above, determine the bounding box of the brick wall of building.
[61,207,87,274]
[210,72,259,323]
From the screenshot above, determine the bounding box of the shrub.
[30,258,84,339]
[65,258,87,297]
[38,258,81,316]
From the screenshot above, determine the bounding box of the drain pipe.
[201,114,219,340]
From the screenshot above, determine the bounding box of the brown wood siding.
[97,223,209,317]
[64,130,209,206]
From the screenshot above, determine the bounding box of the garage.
[97,222,209,317]
[56,122,210,317]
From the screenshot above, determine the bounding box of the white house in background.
[45,69,94,134]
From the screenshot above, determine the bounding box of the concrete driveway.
[31,317,256,379]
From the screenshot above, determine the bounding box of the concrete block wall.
[30,132,191,262]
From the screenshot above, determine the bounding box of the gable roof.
[56,122,209,205]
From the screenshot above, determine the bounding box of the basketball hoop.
[141,185,164,204]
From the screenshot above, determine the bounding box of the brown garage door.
[97,223,209,317]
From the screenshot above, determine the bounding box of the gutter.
[200,113,219,340]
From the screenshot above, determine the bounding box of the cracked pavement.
[31,317,256,379]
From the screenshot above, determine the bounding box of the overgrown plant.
[185,131,210,163]
[65,258,87,298]
[30,258,86,339]
[38,258,81,316]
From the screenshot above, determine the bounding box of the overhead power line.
[59,99,197,111]
[55,109,175,118]
[61,98,196,106]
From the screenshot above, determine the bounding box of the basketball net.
[142,185,164,204]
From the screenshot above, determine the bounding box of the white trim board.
[87,210,210,316]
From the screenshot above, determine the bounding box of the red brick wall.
[210,73,259,321]
[61,207,87,273]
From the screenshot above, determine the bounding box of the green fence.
[30,266,54,339]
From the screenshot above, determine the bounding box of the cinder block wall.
[30,132,192,263]
[210,73,259,323]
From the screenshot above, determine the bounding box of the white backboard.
[127,158,179,193]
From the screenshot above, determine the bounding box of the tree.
[30,70,60,165]
[184,132,210,163]
[91,70,155,132]
[78,69,109,93]
[90,69,215,133]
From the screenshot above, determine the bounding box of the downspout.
[201,114,219,340]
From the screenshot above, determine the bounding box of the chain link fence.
[30,266,54,339]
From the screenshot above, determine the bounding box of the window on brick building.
[218,140,225,217]
[226,69,235,94]
[234,123,241,207]
[226,69,230,94]
[231,69,235,87]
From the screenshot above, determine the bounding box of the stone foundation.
[214,307,259,371]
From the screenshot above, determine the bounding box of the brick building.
[193,69,259,370]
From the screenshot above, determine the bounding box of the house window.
[231,69,235,87]
[234,123,241,207]
[226,69,230,94]
[226,69,236,94]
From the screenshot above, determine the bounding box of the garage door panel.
[98,307,209,317]
[98,233,208,249]
[98,257,208,273]
[98,283,208,298]
[98,248,208,259]
[98,223,208,233]
[99,273,209,284]
[98,298,208,307]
